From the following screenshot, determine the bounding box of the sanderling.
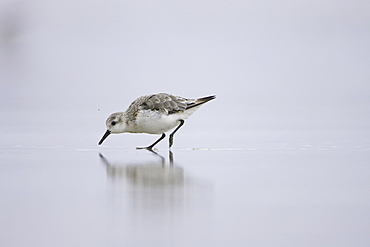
[98,93,216,150]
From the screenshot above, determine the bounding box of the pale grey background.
[1,0,369,246]
[1,0,369,130]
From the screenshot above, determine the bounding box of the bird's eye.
[111,121,116,126]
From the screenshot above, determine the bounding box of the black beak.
[98,130,111,145]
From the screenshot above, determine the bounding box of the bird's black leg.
[136,133,166,150]
[169,119,185,148]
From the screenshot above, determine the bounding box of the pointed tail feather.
[197,95,216,102]
[186,95,216,109]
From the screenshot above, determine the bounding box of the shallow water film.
[1,127,370,247]
[1,0,370,246]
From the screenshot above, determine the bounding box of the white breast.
[133,110,181,134]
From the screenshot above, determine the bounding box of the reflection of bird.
[99,152,183,186]
[98,93,215,150]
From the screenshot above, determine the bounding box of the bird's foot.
[136,146,156,151]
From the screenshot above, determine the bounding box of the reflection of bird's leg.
[169,150,174,166]
[169,119,185,148]
[137,133,166,150]
[147,149,165,165]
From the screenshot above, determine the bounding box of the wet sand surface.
[1,126,369,247]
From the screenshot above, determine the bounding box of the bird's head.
[98,112,127,145]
